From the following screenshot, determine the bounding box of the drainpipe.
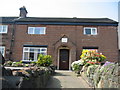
[9,20,16,61]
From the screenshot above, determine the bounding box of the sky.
[0,0,119,21]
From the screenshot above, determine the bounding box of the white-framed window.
[28,27,46,34]
[0,25,8,33]
[84,27,97,35]
[0,46,5,56]
[22,47,47,61]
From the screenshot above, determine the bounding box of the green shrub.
[71,60,84,71]
[4,61,13,66]
[36,54,52,67]
[12,61,24,67]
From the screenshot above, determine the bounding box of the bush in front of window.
[80,50,106,66]
[36,54,52,67]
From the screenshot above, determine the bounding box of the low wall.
[1,66,55,88]
[81,63,120,88]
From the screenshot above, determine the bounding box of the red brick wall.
[10,24,118,63]
[0,24,13,60]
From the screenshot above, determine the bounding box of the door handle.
[62,61,66,63]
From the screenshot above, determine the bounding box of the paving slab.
[46,70,93,89]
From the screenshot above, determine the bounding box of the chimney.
[19,6,28,18]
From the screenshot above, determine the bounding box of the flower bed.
[71,50,119,88]
[71,50,106,75]
[81,62,119,88]
[4,54,53,67]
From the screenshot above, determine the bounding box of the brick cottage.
[0,6,119,70]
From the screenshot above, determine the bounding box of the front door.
[59,49,69,70]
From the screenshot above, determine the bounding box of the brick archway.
[53,36,76,70]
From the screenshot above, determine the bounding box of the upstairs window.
[0,46,5,56]
[0,25,8,33]
[28,27,46,34]
[84,27,97,35]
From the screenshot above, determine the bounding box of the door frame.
[57,47,71,70]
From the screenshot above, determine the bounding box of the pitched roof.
[0,17,18,23]
[0,17,118,26]
[16,17,117,23]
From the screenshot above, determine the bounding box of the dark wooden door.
[59,49,69,70]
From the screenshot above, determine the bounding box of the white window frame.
[28,27,46,34]
[84,27,97,35]
[0,25,8,33]
[0,46,5,56]
[22,47,47,62]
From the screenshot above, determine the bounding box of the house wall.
[0,24,13,60]
[118,1,120,50]
[9,24,118,64]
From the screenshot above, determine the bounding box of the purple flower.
[103,61,114,67]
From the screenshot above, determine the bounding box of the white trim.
[84,27,97,35]
[69,49,71,70]
[57,49,59,70]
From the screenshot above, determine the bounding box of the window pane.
[24,52,29,60]
[40,52,47,55]
[0,50,3,55]
[30,48,34,52]
[24,47,29,52]
[28,27,34,34]
[41,48,46,51]
[29,52,34,60]
[0,25,8,33]
[34,53,38,60]
[40,27,45,34]
[92,28,97,35]
[38,49,41,53]
[0,46,5,56]
[34,27,40,34]
[0,26,2,32]
[3,25,7,33]
[85,29,91,34]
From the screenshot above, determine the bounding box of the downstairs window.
[22,47,47,62]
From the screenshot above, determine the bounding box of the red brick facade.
[0,19,118,70]
[7,25,117,62]
[0,7,119,70]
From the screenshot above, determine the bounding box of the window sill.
[0,33,8,35]
[84,34,97,36]
[22,60,37,62]
[27,34,46,36]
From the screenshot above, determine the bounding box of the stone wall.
[1,66,55,89]
[81,63,120,88]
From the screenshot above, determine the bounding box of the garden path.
[46,70,93,89]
